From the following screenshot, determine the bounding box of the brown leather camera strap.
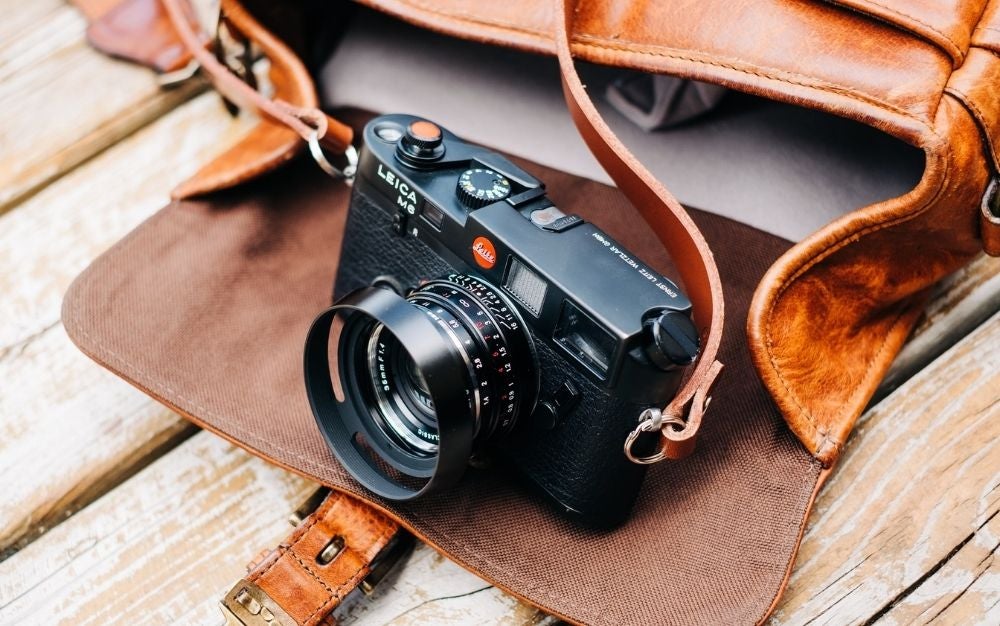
[554,1,725,461]
[220,489,409,626]
[97,0,724,461]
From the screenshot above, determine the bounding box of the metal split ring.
[308,132,358,181]
[623,407,686,465]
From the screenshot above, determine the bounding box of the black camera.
[304,114,699,526]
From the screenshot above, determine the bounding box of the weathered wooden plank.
[0,433,551,626]
[772,312,1000,625]
[0,0,205,214]
[0,92,255,555]
[878,254,1000,402]
[876,510,1000,625]
[0,0,63,45]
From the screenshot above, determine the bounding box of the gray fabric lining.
[318,8,924,242]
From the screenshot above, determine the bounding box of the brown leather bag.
[65,0,1000,624]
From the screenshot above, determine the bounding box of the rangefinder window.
[553,301,616,379]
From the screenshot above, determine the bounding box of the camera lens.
[366,326,439,454]
[305,274,538,500]
[401,349,433,413]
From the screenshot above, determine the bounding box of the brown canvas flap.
[63,135,823,624]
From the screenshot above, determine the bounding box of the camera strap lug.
[624,408,687,465]
[218,488,412,626]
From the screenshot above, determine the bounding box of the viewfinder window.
[421,203,445,230]
[553,301,616,379]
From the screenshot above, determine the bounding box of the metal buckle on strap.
[220,582,296,626]
[157,59,202,87]
[219,488,412,625]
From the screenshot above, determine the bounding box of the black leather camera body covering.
[328,114,698,526]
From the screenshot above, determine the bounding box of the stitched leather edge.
[353,0,940,143]
[822,0,968,67]
[749,107,955,466]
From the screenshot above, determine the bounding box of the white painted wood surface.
[0,433,551,625]
[0,93,252,555]
[772,312,1000,625]
[879,511,1000,624]
[0,0,206,214]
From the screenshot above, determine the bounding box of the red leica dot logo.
[472,236,497,269]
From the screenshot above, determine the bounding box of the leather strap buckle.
[219,488,412,626]
[220,581,296,626]
[987,177,1000,217]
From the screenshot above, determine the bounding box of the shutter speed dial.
[457,168,511,209]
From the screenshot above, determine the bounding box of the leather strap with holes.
[554,0,725,460]
[76,0,352,156]
[223,490,403,626]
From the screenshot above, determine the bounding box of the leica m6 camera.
[304,114,699,526]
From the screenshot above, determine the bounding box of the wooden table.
[1,2,998,623]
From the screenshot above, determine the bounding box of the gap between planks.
[0,91,256,556]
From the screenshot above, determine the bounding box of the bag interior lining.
[318,7,925,242]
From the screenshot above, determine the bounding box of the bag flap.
[63,141,823,625]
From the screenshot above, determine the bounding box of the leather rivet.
[317,535,346,565]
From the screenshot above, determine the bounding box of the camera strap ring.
[308,134,358,181]
[624,408,688,465]
[160,0,356,165]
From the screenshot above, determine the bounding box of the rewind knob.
[457,168,511,209]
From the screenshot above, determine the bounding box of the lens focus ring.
[408,275,535,443]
